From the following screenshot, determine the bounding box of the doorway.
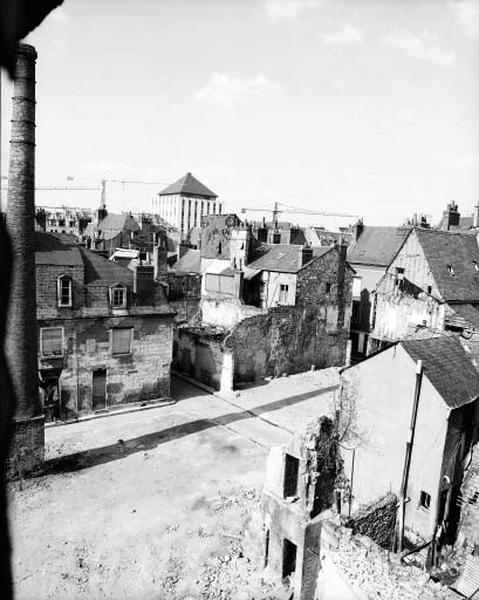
[92,369,107,410]
[282,538,297,580]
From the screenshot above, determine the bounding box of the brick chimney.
[441,202,460,231]
[353,218,364,241]
[153,234,168,281]
[133,264,155,303]
[301,245,314,266]
[5,44,44,475]
[473,202,479,229]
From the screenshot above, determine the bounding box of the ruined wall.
[38,314,173,418]
[202,296,265,329]
[200,214,242,260]
[173,326,226,390]
[318,521,457,600]
[166,272,201,324]
[373,286,445,343]
[346,493,397,549]
[228,306,349,385]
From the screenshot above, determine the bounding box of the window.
[426,285,432,295]
[110,328,133,355]
[57,276,72,307]
[40,327,63,356]
[264,530,270,568]
[218,241,222,255]
[447,265,455,276]
[279,284,289,304]
[325,282,331,293]
[282,539,297,580]
[110,285,127,308]
[420,491,431,510]
[283,453,299,498]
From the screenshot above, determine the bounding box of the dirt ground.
[9,371,339,599]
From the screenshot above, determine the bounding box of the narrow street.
[10,371,338,600]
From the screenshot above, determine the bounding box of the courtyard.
[10,370,339,600]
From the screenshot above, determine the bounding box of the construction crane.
[241,201,360,231]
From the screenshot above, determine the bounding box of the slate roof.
[402,336,479,409]
[449,304,479,329]
[97,213,140,240]
[35,232,83,266]
[415,229,479,303]
[246,244,331,273]
[172,249,201,273]
[80,248,133,287]
[159,172,217,198]
[34,232,134,286]
[347,226,411,266]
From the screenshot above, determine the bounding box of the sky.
[2,0,479,228]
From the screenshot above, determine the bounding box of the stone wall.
[227,306,349,385]
[173,326,227,390]
[38,314,173,418]
[346,493,397,549]
[318,521,457,600]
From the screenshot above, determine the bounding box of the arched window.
[109,284,127,308]
[57,275,72,307]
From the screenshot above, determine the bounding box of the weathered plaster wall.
[340,345,449,541]
[38,315,173,418]
[173,326,226,390]
[261,271,297,308]
[201,296,265,329]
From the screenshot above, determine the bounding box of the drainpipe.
[397,359,423,552]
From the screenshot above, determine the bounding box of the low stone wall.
[318,521,457,600]
[346,493,397,549]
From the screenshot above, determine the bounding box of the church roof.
[158,172,217,198]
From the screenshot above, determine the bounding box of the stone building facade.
[174,240,354,390]
[36,233,174,420]
[370,227,479,364]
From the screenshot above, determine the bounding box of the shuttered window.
[111,328,133,355]
[40,327,63,356]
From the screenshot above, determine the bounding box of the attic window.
[473,261,479,271]
[447,265,455,276]
[426,285,432,295]
[110,285,127,308]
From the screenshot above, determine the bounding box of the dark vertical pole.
[397,359,423,552]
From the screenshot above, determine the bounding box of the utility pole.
[397,359,423,552]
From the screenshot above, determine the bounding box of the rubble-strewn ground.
[10,371,339,599]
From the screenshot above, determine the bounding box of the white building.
[152,172,222,241]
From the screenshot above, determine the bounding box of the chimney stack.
[473,202,479,229]
[5,44,44,475]
[441,201,460,231]
[301,245,314,266]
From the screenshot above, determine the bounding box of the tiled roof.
[247,244,329,273]
[172,249,201,273]
[79,248,133,287]
[347,226,411,266]
[35,232,83,266]
[402,336,479,409]
[159,172,217,198]
[97,213,140,240]
[415,229,479,302]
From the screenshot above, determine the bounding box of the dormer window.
[110,284,127,308]
[447,265,455,276]
[57,275,72,307]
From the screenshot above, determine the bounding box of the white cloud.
[449,0,479,40]
[263,0,323,21]
[383,29,455,67]
[319,25,363,46]
[196,73,280,110]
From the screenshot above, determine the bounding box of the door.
[92,369,107,410]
